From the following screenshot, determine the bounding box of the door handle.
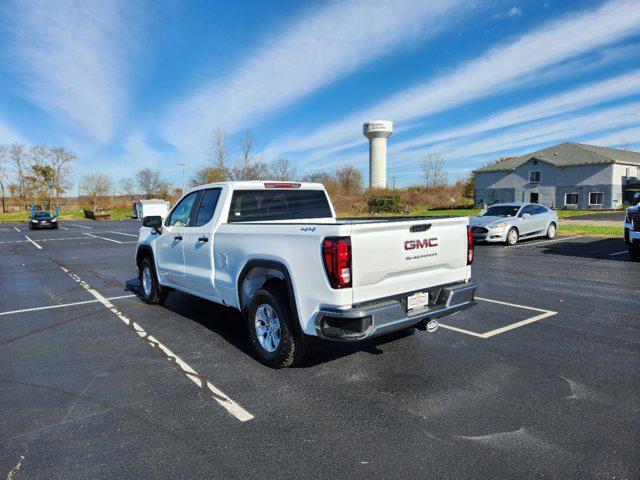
[174,235,182,241]
[198,236,209,242]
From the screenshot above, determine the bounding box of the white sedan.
[470,202,559,246]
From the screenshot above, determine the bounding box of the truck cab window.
[167,192,199,227]
[195,189,222,226]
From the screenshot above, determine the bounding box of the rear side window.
[195,189,222,226]
[533,205,547,215]
[228,189,332,222]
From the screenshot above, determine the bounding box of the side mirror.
[143,215,163,230]
[521,213,531,218]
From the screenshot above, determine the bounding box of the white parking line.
[439,296,557,339]
[71,224,92,229]
[609,250,628,256]
[58,265,254,422]
[510,236,580,248]
[81,232,135,244]
[59,226,69,230]
[109,231,138,237]
[0,294,136,316]
[13,226,21,232]
[24,235,42,250]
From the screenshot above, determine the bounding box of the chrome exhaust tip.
[426,320,439,333]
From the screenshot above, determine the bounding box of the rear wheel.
[139,257,169,305]
[247,285,306,368]
[506,227,519,246]
[629,247,640,262]
[546,222,556,239]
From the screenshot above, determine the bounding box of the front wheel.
[247,285,307,368]
[506,227,519,246]
[629,248,640,262]
[546,222,556,239]
[139,257,169,305]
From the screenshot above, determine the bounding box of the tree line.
[0,143,75,213]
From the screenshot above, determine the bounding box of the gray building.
[474,142,640,209]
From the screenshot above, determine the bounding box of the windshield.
[33,211,51,218]
[478,205,520,217]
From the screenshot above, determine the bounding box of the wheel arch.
[237,260,302,334]
[136,244,154,275]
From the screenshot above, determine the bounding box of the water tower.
[363,120,393,188]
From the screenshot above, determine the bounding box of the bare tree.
[0,145,8,213]
[136,168,170,199]
[229,131,269,180]
[49,147,75,204]
[421,153,448,188]
[9,144,29,209]
[80,173,112,209]
[270,156,297,180]
[210,128,230,178]
[335,165,363,195]
[190,167,226,187]
[119,177,137,200]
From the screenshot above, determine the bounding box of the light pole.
[177,162,185,195]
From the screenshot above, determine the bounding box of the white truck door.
[155,191,200,286]
[182,188,222,298]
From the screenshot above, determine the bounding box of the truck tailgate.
[349,217,470,304]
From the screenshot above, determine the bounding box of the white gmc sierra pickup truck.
[135,181,476,367]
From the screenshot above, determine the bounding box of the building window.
[565,193,579,206]
[529,171,541,183]
[589,192,604,206]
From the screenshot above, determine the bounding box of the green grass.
[555,209,621,219]
[558,224,623,237]
[0,208,131,223]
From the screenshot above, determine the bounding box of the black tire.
[546,222,556,239]
[246,284,307,368]
[139,257,169,305]
[28,223,33,230]
[506,227,519,246]
[629,248,640,262]
[52,224,58,229]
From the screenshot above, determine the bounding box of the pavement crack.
[6,443,27,480]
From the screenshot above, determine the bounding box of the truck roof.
[189,180,326,191]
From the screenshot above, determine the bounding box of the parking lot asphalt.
[1,220,638,479]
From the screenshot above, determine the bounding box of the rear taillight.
[322,236,352,289]
[467,225,474,265]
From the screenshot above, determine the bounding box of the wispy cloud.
[161,0,467,153]
[390,69,640,155]
[2,0,142,142]
[493,6,522,19]
[389,102,640,174]
[266,0,640,160]
[0,117,26,144]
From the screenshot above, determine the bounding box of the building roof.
[473,142,640,173]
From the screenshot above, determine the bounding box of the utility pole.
[177,162,185,195]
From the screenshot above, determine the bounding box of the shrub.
[367,191,403,214]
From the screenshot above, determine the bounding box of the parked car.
[28,210,58,229]
[470,202,558,246]
[624,204,640,261]
[135,181,477,368]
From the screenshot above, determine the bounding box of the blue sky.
[1,0,639,192]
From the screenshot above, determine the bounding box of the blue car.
[28,211,59,229]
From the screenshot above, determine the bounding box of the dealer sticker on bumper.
[407,291,429,312]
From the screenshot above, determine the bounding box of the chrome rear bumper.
[315,282,476,341]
